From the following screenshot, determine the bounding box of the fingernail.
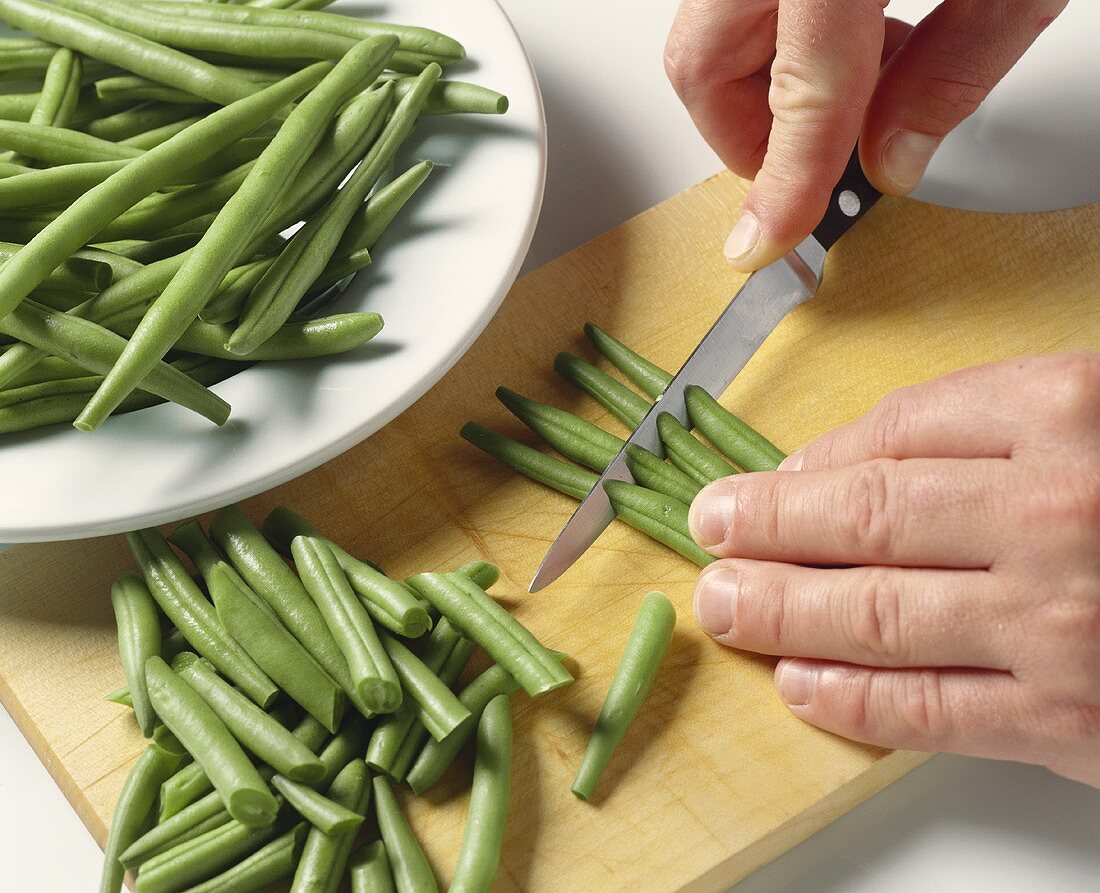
[777,450,803,472]
[776,660,816,708]
[881,130,940,193]
[724,211,761,264]
[688,480,736,550]
[692,567,738,641]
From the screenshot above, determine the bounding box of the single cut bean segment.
[110,571,161,737]
[553,351,650,430]
[350,840,395,893]
[182,822,308,893]
[291,759,371,893]
[584,322,672,398]
[378,630,470,740]
[373,776,439,893]
[120,788,230,869]
[572,591,676,801]
[271,774,364,835]
[684,384,787,472]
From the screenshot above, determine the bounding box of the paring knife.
[529,152,882,592]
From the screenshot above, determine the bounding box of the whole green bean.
[379,630,470,740]
[58,0,357,60]
[87,101,208,142]
[76,42,393,430]
[572,591,676,801]
[0,159,130,211]
[121,788,232,869]
[292,535,402,714]
[0,90,39,122]
[0,300,231,425]
[208,561,346,734]
[406,573,572,698]
[624,444,701,506]
[0,36,54,73]
[0,0,263,106]
[174,652,326,784]
[460,422,599,501]
[118,115,203,150]
[262,506,431,638]
[553,351,650,430]
[99,727,187,893]
[98,233,202,265]
[349,840,395,893]
[139,0,465,63]
[4,47,79,165]
[134,812,281,893]
[181,822,309,893]
[315,712,371,791]
[209,506,368,718]
[385,75,508,115]
[496,386,622,473]
[655,412,737,486]
[146,655,279,827]
[450,694,513,893]
[0,64,327,319]
[684,384,786,472]
[366,616,463,776]
[603,480,714,567]
[373,776,439,893]
[228,60,435,354]
[0,241,113,293]
[271,774,364,835]
[330,158,433,260]
[110,571,161,737]
[584,323,672,399]
[291,759,371,893]
[127,528,278,708]
[0,119,142,164]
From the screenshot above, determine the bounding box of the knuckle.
[1035,596,1100,702]
[849,570,908,663]
[841,461,898,557]
[753,572,795,648]
[868,388,910,457]
[1051,353,1100,427]
[917,50,999,127]
[893,670,952,746]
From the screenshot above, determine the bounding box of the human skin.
[688,353,1100,788]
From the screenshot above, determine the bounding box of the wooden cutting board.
[0,172,1096,892]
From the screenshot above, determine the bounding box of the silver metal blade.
[529,236,827,592]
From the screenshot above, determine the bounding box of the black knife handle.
[811,149,882,252]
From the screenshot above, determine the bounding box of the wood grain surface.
[0,171,1096,891]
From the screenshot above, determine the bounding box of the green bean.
[655,412,737,485]
[110,571,161,737]
[271,774,364,835]
[105,687,134,707]
[389,636,475,782]
[454,560,500,592]
[140,0,465,63]
[460,422,598,501]
[406,572,572,698]
[0,119,141,164]
[87,101,208,142]
[373,776,439,893]
[553,351,650,430]
[76,43,393,430]
[3,47,80,165]
[378,630,470,740]
[262,506,431,638]
[209,506,368,717]
[207,562,346,733]
[684,384,786,472]
[182,822,309,893]
[584,323,672,399]
[134,812,282,893]
[99,727,187,893]
[385,75,508,115]
[228,60,435,355]
[102,628,188,719]
[121,789,232,869]
[174,652,326,784]
[496,386,622,473]
[450,695,512,893]
[127,528,279,708]
[603,480,714,567]
[160,761,215,822]
[624,444,702,506]
[0,240,113,293]
[292,535,402,715]
[0,91,40,122]
[350,840,395,893]
[0,36,54,74]
[572,591,676,801]
[146,655,280,827]
[0,300,231,425]
[119,115,203,150]
[0,160,130,211]
[366,616,463,776]
[315,712,371,791]
[0,65,327,320]
[98,233,202,265]
[291,759,371,893]
[0,0,263,106]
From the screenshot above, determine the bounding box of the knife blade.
[529,151,881,592]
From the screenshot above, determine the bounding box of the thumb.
[725,0,886,271]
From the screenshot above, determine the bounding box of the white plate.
[0,0,545,542]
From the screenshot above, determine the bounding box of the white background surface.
[2,1,1098,890]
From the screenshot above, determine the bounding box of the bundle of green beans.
[462,323,789,566]
[101,502,571,893]
[0,0,509,435]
